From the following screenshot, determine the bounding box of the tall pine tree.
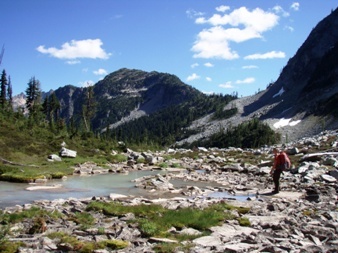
[25,76,42,120]
[82,86,96,132]
[7,75,13,111]
[0,69,7,109]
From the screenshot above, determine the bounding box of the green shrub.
[47,232,128,252]
[0,206,62,225]
[138,219,159,237]
[109,154,127,163]
[70,212,95,229]
[159,162,169,168]
[237,217,251,227]
[104,239,129,250]
[187,118,280,149]
[0,241,24,253]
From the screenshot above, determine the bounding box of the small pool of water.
[207,191,256,201]
[0,170,162,208]
[0,170,250,209]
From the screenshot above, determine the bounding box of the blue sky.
[1,1,337,97]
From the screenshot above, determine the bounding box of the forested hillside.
[108,93,238,146]
[1,67,281,151]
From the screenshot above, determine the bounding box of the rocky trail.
[1,130,338,252]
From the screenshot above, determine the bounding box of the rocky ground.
[1,130,338,252]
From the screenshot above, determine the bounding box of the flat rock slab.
[258,190,304,201]
[224,242,259,252]
[193,224,258,246]
[193,235,222,247]
[244,215,288,227]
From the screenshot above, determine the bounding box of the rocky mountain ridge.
[178,7,338,145]
[12,8,338,146]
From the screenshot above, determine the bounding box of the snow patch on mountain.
[273,118,302,129]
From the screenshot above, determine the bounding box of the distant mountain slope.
[244,7,338,120]
[92,68,202,130]
[177,7,338,145]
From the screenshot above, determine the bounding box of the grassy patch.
[0,154,116,183]
[109,154,128,163]
[0,241,24,253]
[159,162,169,169]
[0,206,63,249]
[86,201,251,240]
[47,232,128,252]
[153,242,196,253]
[237,217,251,227]
[0,206,63,225]
[69,212,95,230]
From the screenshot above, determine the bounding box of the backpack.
[277,152,290,171]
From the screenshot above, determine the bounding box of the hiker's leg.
[273,170,281,192]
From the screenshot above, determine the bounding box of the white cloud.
[290,2,300,11]
[196,7,279,32]
[242,65,258,69]
[236,77,255,84]
[186,9,204,19]
[192,26,240,59]
[285,25,294,32]
[216,5,230,13]
[219,81,233,89]
[37,39,111,60]
[204,62,214,67]
[206,77,212,82]
[186,73,200,81]
[191,63,199,68]
[192,7,279,60]
[93,68,108,75]
[244,51,286,60]
[272,5,290,17]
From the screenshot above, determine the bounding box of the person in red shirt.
[270,148,291,194]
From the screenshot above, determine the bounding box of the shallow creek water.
[0,170,243,209]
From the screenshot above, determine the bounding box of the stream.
[0,170,241,209]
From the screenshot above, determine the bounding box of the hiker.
[270,147,291,194]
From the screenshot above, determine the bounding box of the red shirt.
[273,151,291,169]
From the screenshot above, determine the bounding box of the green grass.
[0,241,24,253]
[0,206,63,251]
[86,201,251,240]
[0,206,63,225]
[69,212,95,230]
[0,110,127,183]
[47,232,128,252]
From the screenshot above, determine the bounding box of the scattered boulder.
[59,147,77,158]
[47,154,62,162]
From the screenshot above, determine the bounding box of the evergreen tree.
[0,69,7,108]
[25,76,42,120]
[7,75,12,110]
[42,92,61,131]
[82,86,96,132]
[49,92,60,123]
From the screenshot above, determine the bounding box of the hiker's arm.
[286,155,291,167]
[270,155,280,175]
